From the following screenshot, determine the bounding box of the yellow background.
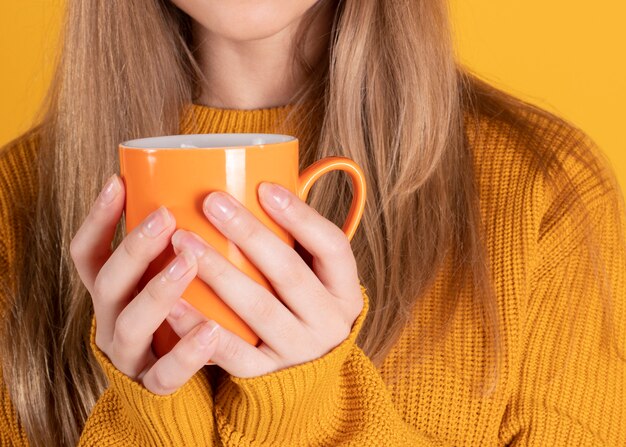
[1,1,625,191]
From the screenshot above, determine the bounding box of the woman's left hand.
[167,181,364,378]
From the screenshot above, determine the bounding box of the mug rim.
[120,133,297,150]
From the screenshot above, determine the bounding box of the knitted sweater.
[0,102,625,446]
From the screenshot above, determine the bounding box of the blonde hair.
[0,0,620,445]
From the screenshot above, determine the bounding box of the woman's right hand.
[69,173,220,395]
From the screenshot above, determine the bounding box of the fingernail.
[171,229,185,247]
[260,182,290,210]
[98,174,120,205]
[169,298,188,319]
[142,206,171,238]
[204,192,236,221]
[195,320,219,346]
[173,231,208,259]
[163,250,195,282]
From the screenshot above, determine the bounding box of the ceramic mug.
[118,133,367,361]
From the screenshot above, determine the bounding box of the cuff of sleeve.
[89,316,216,443]
[213,284,370,445]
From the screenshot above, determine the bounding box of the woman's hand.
[70,174,219,395]
[167,181,364,378]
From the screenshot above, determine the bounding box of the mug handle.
[297,156,367,241]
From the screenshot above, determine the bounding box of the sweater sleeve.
[212,284,447,446]
[500,144,626,445]
[78,316,219,446]
[78,286,446,446]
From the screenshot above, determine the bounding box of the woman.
[0,0,624,445]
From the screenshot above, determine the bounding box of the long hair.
[0,0,620,445]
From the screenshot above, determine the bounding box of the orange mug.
[118,133,367,361]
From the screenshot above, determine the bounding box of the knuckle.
[121,234,144,262]
[199,254,229,281]
[220,334,242,363]
[272,321,297,346]
[326,230,352,257]
[231,215,258,242]
[351,295,364,318]
[92,275,108,300]
[144,278,167,306]
[335,302,361,332]
[329,327,351,349]
[113,314,141,348]
[110,349,138,377]
[274,255,306,288]
[338,319,352,341]
[249,294,275,322]
[171,345,199,373]
[151,368,177,395]
[322,316,351,348]
[349,286,365,318]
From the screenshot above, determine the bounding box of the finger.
[93,206,176,342]
[171,229,302,353]
[111,250,197,376]
[70,174,125,293]
[166,297,207,338]
[141,320,220,395]
[208,322,274,379]
[202,191,328,312]
[258,182,360,299]
[166,299,218,366]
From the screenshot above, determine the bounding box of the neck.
[191,5,333,110]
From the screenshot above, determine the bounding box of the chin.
[174,0,320,42]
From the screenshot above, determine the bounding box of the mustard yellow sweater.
[1,102,625,446]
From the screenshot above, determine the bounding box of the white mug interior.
[121,133,296,149]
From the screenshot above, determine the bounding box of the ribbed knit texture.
[0,102,625,446]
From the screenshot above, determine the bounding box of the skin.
[69,2,363,395]
[172,0,335,109]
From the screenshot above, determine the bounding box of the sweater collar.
[179,102,299,135]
